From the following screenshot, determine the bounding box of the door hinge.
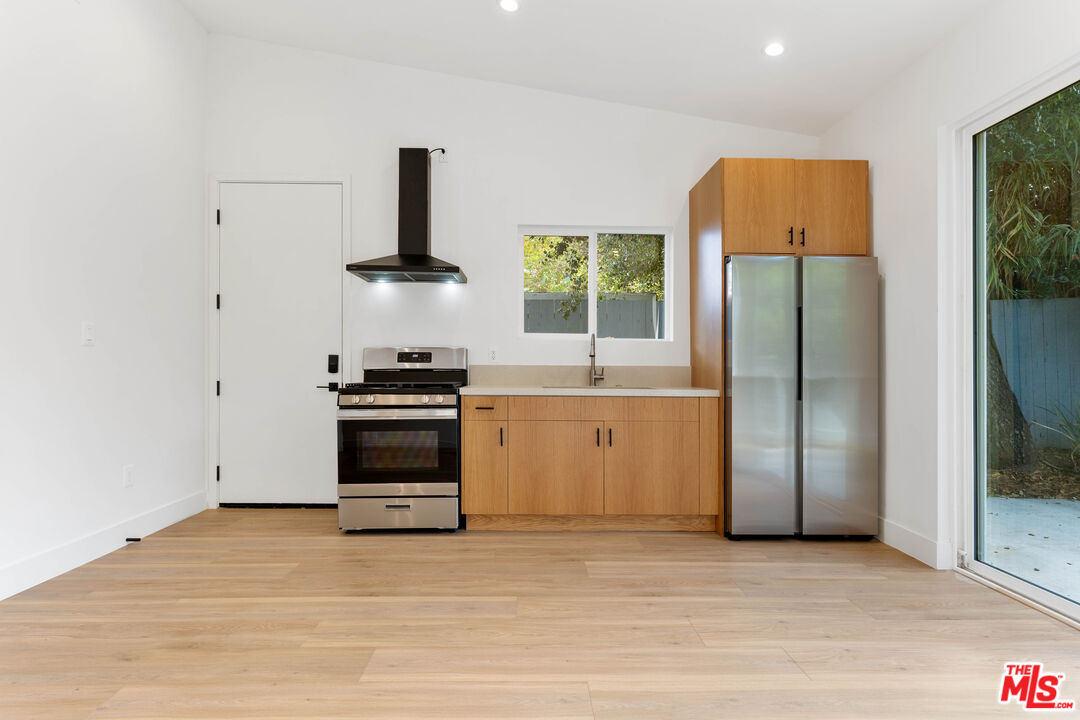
[216,209,221,225]
[216,380,220,396]
[215,294,220,309]
[216,465,220,482]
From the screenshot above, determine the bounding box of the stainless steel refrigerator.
[724,255,878,537]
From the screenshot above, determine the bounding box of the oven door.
[337,407,459,497]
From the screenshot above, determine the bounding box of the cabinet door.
[604,421,700,515]
[721,158,795,254]
[794,160,869,256]
[508,421,603,514]
[462,421,508,514]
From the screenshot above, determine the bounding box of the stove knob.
[422,395,430,404]
[352,396,361,405]
[436,395,444,404]
[367,395,375,404]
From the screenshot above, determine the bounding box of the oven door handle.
[337,408,458,420]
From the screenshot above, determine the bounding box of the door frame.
[205,175,352,508]
[940,54,1080,625]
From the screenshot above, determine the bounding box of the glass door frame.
[945,61,1080,626]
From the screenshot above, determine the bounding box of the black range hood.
[346,148,467,283]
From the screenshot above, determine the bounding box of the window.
[973,78,1080,609]
[523,230,668,339]
[523,235,589,334]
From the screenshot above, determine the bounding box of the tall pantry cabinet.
[689,157,871,534]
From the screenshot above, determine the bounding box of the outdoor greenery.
[597,234,665,301]
[523,235,589,319]
[1033,403,1080,471]
[984,79,1080,301]
[982,79,1080,480]
[523,233,666,319]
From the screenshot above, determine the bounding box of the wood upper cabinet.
[604,421,699,515]
[461,420,507,514]
[507,420,604,515]
[794,160,869,256]
[691,157,869,258]
[719,158,797,255]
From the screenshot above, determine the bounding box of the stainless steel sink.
[541,385,654,390]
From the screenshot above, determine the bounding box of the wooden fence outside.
[524,293,664,338]
[990,298,1080,448]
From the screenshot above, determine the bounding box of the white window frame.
[941,56,1080,627]
[518,225,673,343]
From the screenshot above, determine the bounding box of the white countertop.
[460,386,720,398]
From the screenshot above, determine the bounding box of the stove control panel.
[397,351,432,363]
[338,393,458,411]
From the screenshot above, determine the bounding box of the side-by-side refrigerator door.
[726,255,798,536]
[801,256,879,536]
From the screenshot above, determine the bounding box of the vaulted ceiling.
[179,0,991,135]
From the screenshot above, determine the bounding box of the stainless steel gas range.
[336,347,466,531]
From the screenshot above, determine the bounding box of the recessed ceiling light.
[498,0,519,12]
[764,42,785,57]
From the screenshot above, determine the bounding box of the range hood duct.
[346,148,466,283]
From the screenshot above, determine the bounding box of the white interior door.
[218,182,342,503]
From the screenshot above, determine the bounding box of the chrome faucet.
[589,333,605,386]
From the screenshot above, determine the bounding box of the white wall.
[819,0,1080,568]
[0,0,207,599]
[205,36,819,373]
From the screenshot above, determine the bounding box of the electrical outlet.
[81,321,96,347]
[487,347,498,362]
[122,464,135,489]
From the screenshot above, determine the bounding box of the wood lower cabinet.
[507,420,604,515]
[604,421,699,514]
[461,396,720,523]
[461,420,507,514]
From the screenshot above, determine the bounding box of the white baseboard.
[879,517,953,569]
[0,491,208,601]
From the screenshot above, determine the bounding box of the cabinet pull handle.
[800,228,806,247]
[788,226,794,246]
[475,406,495,411]
[596,427,600,446]
[499,427,504,446]
[608,428,613,447]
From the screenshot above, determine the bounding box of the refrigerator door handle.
[796,306,803,402]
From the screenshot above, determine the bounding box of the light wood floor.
[1,509,1077,719]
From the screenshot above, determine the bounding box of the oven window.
[361,430,439,470]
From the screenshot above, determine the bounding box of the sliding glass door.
[974,79,1080,610]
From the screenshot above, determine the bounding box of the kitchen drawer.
[601,397,698,422]
[506,396,700,422]
[338,496,459,530]
[462,396,508,420]
[509,396,587,421]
